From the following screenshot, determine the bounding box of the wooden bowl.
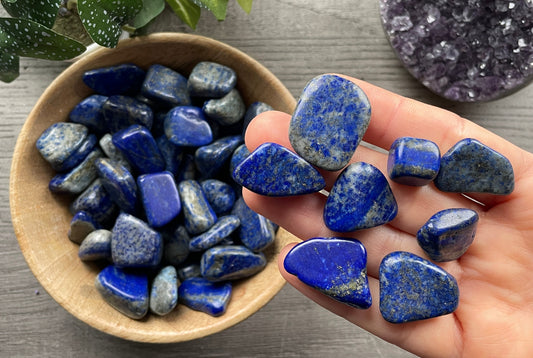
[10,33,297,343]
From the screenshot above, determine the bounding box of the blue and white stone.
[95,265,149,319]
[233,142,326,196]
[434,138,514,194]
[156,135,184,177]
[284,237,372,309]
[177,263,202,281]
[379,251,459,323]
[189,215,241,252]
[112,124,166,174]
[48,148,103,194]
[231,197,276,252]
[138,171,181,228]
[150,266,179,316]
[111,213,163,268]
[70,179,117,225]
[69,94,108,135]
[201,245,266,281]
[201,179,236,215]
[164,106,212,147]
[242,101,273,136]
[95,158,138,214]
[195,135,243,177]
[324,162,398,232]
[36,122,88,171]
[99,134,131,171]
[82,63,145,96]
[178,277,232,317]
[187,61,237,98]
[68,210,101,244]
[417,208,479,262]
[229,143,250,180]
[141,64,191,107]
[387,137,441,186]
[102,95,153,133]
[289,74,371,171]
[78,229,112,261]
[163,226,190,266]
[57,134,98,173]
[203,88,246,126]
[178,180,217,235]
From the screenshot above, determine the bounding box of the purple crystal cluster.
[380,0,533,102]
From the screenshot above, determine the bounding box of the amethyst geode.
[380,0,533,102]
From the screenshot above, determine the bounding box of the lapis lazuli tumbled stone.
[195,135,243,177]
[387,136,440,186]
[189,215,241,252]
[150,266,178,316]
[68,210,101,244]
[233,142,326,196]
[324,162,398,232]
[99,133,131,171]
[178,180,217,235]
[434,138,514,194]
[201,179,236,215]
[95,265,149,319]
[48,148,103,194]
[70,179,117,225]
[288,74,371,171]
[111,213,163,268]
[178,277,232,317]
[57,134,98,173]
[417,208,478,262]
[284,237,372,309]
[231,197,276,252]
[36,122,88,171]
[164,106,213,147]
[177,264,202,282]
[95,158,138,214]
[203,88,246,126]
[156,134,184,177]
[138,171,181,228]
[78,229,112,261]
[242,101,273,136]
[82,63,145,96]
[379,251,459,323]
[102,95,153,133]
[229,143,250,180]
[112,124,166,174]
[141,64,191,107]
[187,61,237,98]
[69,94,108,135]
[163,226,190,266]
[201,245,266,281]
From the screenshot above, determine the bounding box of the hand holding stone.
[242,75,533,357]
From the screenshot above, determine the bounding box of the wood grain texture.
[1,0,531,357]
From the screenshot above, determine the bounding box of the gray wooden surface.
[1,1,531,357]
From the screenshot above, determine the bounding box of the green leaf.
[194,0,228,20]
[0,17,86,60]
[236,0,252,13]
[0,51,19,83]
[166,0,201,29]
[1,0,61,28]
[130,0,166,29]
[77,0,143,48]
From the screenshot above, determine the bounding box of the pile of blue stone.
[233,74,514,323]
[36,62,278,319]
[379,0,533,102]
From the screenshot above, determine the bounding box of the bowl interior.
[9,33,297,343]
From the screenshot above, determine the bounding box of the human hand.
[242,75,533,358]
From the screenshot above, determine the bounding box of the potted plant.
[0,0,254,83]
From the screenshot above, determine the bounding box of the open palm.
[242,76,533,358]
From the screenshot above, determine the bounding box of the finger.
[341,75,529,207]
[278,244,461,358]
[244,111,484,236]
